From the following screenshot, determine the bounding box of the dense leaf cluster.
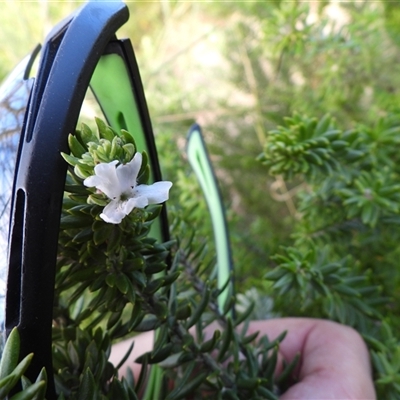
[0,328,46,399]
[0,119,298,399]
[258,113,365,179]
[260,112,400,399]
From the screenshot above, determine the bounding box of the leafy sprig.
[0,328,47,400]
[258,113,365,179]
[260,111,400,399]
[52,118,296,399]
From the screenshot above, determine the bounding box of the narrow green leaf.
[217,318,233,362]
[276,352,300,384]
[33,367,47,400]
[95,117,115,142]
[134,316,161,332]
[241,330,259,345]
[61,152,80,167]
[186,286,210,329]
[93,224,113,245]
[134,353,149,394]
[264,267,286,281]
[237,377,261,390]
[0,375,18,398]
[9,381,46,400]
[200,330,221,353]
[115,274,130,295]
[77,368,96,400]
[68,134,87,157]
[175,304,191,320]
[334,284,360,298]
[0,327,20,379]
[171,372,209,399]
[234,301,255,327]
[222,389,241,400]
[256,386,279,400]
[148,343,174,364]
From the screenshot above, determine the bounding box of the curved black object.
[5,3,132,397]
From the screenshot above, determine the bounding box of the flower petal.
[116,153,142,193]
[122,196,149,214]
[84,155,172,224]
[84,160,120,199]
[83,175,103,188]
[134,181,172,204]
[100,200,125,224]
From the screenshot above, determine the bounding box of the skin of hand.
[248,318,376,400]
[110,330,155,379]
[109,318,376,400]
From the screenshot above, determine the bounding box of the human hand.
[248,318,376,400]
[110,318,376,399]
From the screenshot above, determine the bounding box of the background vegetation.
[3,0,400,398]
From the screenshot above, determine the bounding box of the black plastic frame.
[5,3,134,397]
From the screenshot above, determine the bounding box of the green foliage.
[0,328,47,400]
[260,111,400,398]
[366,321,400,398]
[48,118,296,399]
[4,1,400,398]
[258,113,365,179]
[173,0,400,295]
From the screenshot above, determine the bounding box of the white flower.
[83,153,172,224]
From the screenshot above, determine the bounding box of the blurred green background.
[2,0,400,308]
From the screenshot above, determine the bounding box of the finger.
[248,318,376,399]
